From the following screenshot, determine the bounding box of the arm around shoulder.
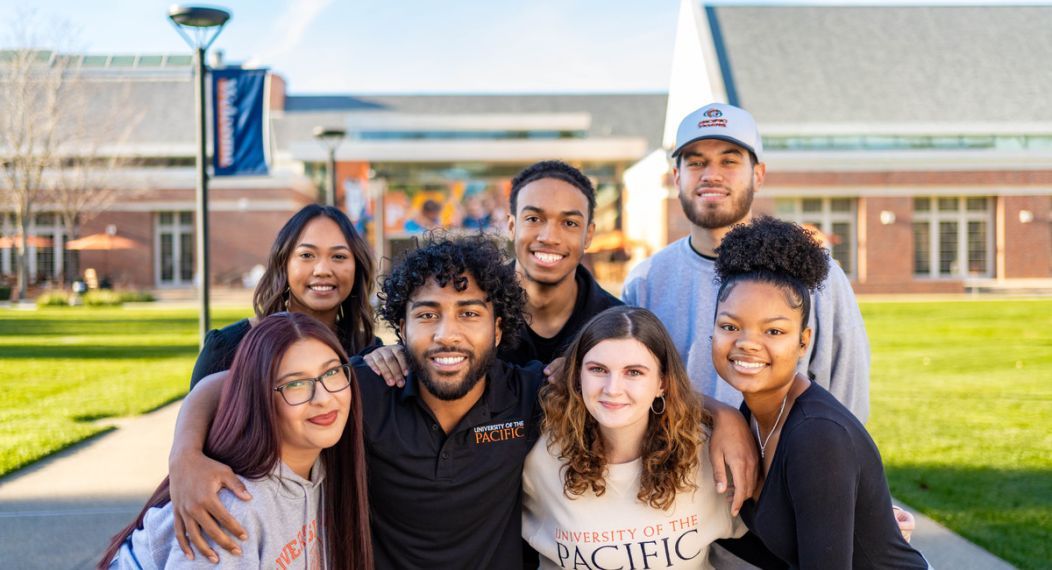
[164,488,263,569]
[168,371,252,560]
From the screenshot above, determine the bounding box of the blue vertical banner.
[212,68,270,176]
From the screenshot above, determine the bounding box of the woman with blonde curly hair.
[523,306,780,569]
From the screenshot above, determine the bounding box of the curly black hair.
[378,234,526,346]
[510,160,596,222]
[714,216,829,327]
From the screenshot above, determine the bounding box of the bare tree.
[46,86,146,284]
[0,16,76,299]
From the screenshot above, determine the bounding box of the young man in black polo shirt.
[167,236,545,568]
[365,160,622,382]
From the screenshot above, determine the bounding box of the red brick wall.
[77,212,154,288]
[268,73,287,111]
[1003,195,1052,278]
[654,169,1052,294]
[858,196,914,289]
[209,210,301,286]
[70,185,315,289]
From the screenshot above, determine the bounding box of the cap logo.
[697,118,728,128]
[703,108,723,118]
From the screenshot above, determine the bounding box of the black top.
[739,384,927,569]
[498,265,622,365]
[189,318,380,389]
[355,356,545,569]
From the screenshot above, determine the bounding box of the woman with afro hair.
[711,216,928,569]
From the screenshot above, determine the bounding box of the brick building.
[625,2,1052,294]
[0,53,664,291]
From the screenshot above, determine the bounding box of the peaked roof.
[709,5,1052,124]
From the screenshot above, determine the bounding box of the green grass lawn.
[1,300,1049,567]
[861,298,1052,570]
[0,306,251,477]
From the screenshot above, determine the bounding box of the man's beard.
[409,344,497,401]
[678,181,755,229]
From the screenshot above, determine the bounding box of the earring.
[651,395,666,415]
[284,287,291,311]
[337,303,345,323]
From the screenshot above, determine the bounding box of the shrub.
[0,285,11,301]
[36,291,71,307]
[118,290,156,303]
[82,290,124,307]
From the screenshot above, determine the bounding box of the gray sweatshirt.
[110,460,326,569]
[622,237,870,422]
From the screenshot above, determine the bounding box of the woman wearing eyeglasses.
[99,313,372,570]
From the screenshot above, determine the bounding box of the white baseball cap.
[671,103,764,163]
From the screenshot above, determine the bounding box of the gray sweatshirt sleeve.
[805,261,871,422]
[163,490,264,569]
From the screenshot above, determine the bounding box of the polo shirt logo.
[473,419,526,444]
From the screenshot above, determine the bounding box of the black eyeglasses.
[274,363,352,406]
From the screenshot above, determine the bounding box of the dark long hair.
[99,313,372,570]
[541,306,709,510]
[253,205,376,353]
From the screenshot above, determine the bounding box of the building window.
[912,197,993,278]
[156,211,194,286]
[774,197,856,276]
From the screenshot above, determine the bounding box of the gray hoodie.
[110,460,326,569]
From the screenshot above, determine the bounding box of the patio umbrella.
[65,233,137,251]
[0,234,53,248]
[65,232,138,283]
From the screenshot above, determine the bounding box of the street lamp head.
[313,126,348,149]
[168,5,230,28]
[168,5,231,49]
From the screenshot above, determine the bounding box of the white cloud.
[244,0,333,68]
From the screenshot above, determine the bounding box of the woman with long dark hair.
[190,204,378,388]
[100,312,372,569]
[524,306,780,569]
[711,216,927,568]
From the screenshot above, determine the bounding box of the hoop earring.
[284,287,291,311]
[337,303,344,323]
[651,395,666,415]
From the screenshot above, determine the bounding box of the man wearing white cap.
[622,103,870,421]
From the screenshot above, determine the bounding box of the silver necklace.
[754,393,789,459]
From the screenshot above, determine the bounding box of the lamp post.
[168,5,230,346]
[313,126,346,207]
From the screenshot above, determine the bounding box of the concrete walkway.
[0,402,178,569]
[0,400,1018,569]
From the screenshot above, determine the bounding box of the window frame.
[774,197,857,277]
[912,196,994,279]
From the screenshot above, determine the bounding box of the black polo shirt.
[354,356,545,569]
[499,264,623,365]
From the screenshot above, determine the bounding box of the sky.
[1,0,680,94]
[2,1,1045,95]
